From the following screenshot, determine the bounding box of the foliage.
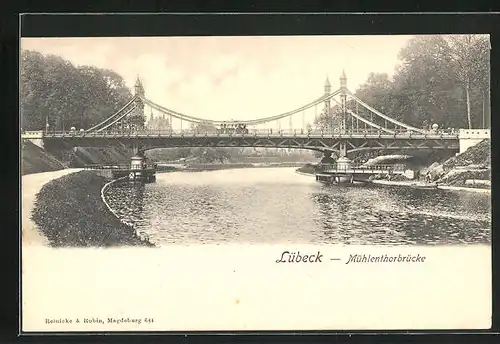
[31,171,153,247]
[393,35,489,129]
[20,50,132,131]
[313,104,343,130]
[21,34,490,135]
[315,34,490,131]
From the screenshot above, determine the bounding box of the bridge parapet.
[459,129,490,138]
[458,129,490,154]
[21,130,44,139]
[84,163,157,170]
[320,163,406,172]
[41,128,460,140]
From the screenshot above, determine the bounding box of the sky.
[21,35,415,122]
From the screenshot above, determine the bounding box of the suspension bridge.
[25,71,462,160]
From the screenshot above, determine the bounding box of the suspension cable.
[139,90,340,126]
[86,96,137,132]
[347,91,426,133]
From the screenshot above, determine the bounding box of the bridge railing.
[21,130,44,138]
[40,128,460,138]
[84,164,126,170]
[84,163,157,170]
[319,163,406,172]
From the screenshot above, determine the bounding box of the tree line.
[22,34,490,134]
[21,50,132,131]
[315,34,490,131]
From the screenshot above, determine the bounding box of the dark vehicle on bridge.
[217,122,249,135]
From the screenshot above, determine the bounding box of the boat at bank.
[315,157,412,185]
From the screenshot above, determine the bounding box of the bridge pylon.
[340,69,347,135]
[134,75,145,97]
[324,77,332,130]
[339,70,350,160]
[130,76,146,130]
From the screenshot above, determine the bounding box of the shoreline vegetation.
[162,162,312,173]
[295,139,491,193]
[24,138,489,247]
[31,171,154,247]
[26,143,489,247]
[294,167,490,194]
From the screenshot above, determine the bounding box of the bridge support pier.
[339,142,347,158]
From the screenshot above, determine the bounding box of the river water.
[104,167,491,246]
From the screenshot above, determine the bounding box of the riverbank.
[295,140,491,193]
[21,140,66,175]
[22,169,83,245]
[294,167,491,194]
[30,170,153,247]
[370,179,490,194]
[172,162,312,172]
[295,169,314,177]
[22,140,134,175]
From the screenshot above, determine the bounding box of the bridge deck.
[26,129,460,140]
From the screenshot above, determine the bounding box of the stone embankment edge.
[100,176,153,243]
[100,176,129,222]
[371,179,490,194]
[436,185,490,194]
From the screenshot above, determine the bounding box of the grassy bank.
[295,141,491,192]
[31,171,154,247]
[21,140,66,175]
[68,146,133,167]
[22,141,134,174]
[428,139,491,188]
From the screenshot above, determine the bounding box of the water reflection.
[103,182,150,236]
[312,184,491,245]
[104,168,491,246]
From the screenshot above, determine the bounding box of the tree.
[355,73,395,115]
[311,35,490,135]
[392,35,490,129]
[20,50,48,130]
[352,73,401,128]
[313,104,343,131]
[20,50,133,131]
[444,35,490,128]
[393,35,465,129]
